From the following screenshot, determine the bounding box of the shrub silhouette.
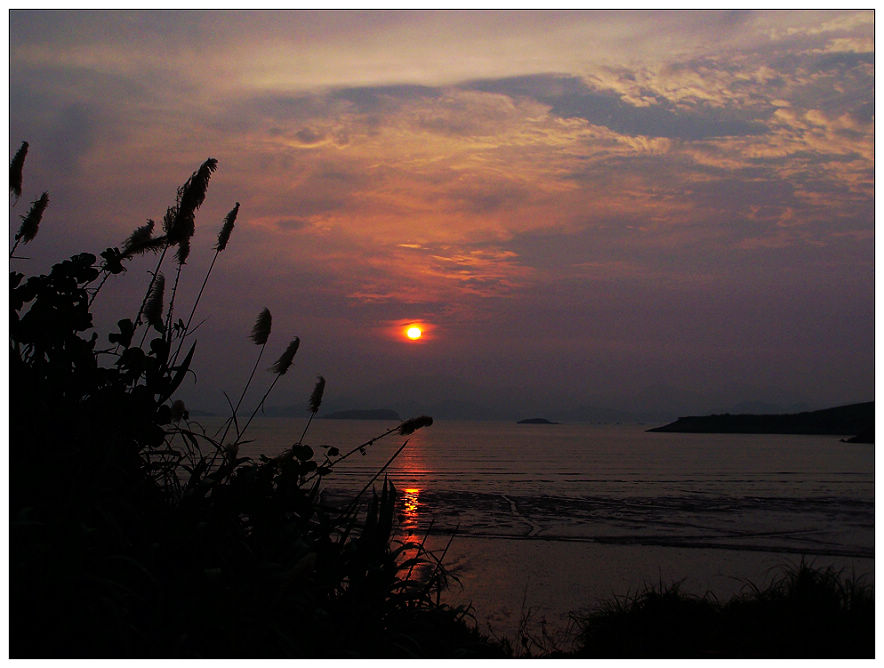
[9,147,504,658]
[569,561,873,658]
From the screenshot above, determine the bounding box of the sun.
[406,326,422,340]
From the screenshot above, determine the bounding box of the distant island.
[322,409,402,420]
[648,401,873,441]
[517,417,558,424]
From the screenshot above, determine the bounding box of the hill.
[648,402,873,439]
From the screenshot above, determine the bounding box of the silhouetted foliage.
[9,146,502,658]
[10,140,27,202]
[215,201,239,252]
[568,561,873,658]
[11,191,48,257]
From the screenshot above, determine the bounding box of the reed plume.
[90,219,164,308]
[10,141,28,203]
[215,202,239,252]
[11,192,49,257]
[143,273,166,334]
[136,159,216,341]
[164,158,217,246]
[251,307,272,345]
[175,234,191,265]
[399,415,433,435]
[296,375,326,447]
[121,219,165,257]
[271,337,300,375]
[309,375,326,414]
[132,245,169,329]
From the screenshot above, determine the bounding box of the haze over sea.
[211,416,873,640]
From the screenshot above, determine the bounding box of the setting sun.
[406,326,422,340]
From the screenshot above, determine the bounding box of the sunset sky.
[8,10,874,420]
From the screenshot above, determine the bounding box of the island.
[322,409,402,420]
[517,417,559,424]
[648,401,873,440]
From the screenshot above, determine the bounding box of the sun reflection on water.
[399,487,421,534]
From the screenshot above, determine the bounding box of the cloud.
[9,10,873,405]
[293,127,326,145]
[341,242,533,307]
[463,73,770,140]
[273,217,311,231]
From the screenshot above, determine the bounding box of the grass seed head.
[15,192,49,244]
[309,375,326,413]
[144,274,166,333]
[250,307,272,345]
[10,140,28,201]
[215,202,239,252]
[399,415,434,435]
[271,337,300,375]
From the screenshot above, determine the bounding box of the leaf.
[157,341,196,404]
[109,319,135,347]
[293,444,314,461]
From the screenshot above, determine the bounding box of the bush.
[569,560,873,658]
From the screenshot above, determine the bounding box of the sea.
[201,416,874,645]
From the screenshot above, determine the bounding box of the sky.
[8,9,875,421]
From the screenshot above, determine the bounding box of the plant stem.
[163,261,185,344]
[343,440,409,517]
[134,245,169,328]
[216,342,267,444]
[87,270,111,307]
[230,370,284,447]
[296,411,317,446]
[302,422,406,485]
[170,248,219,368]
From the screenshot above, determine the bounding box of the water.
[203,417,875,642]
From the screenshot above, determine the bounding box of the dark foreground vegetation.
[9,147,505,658]
[562,561,873,658]
[9,145,873,658]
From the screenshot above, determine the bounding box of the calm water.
[202,417,875,641]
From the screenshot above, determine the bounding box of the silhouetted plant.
[9,144,494,659]
[216,306,272,444]
[569,560,873,658]
[170,201,239,368]
[295,374,326,447]
[9,140,27,203]
[10,191,48,257]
